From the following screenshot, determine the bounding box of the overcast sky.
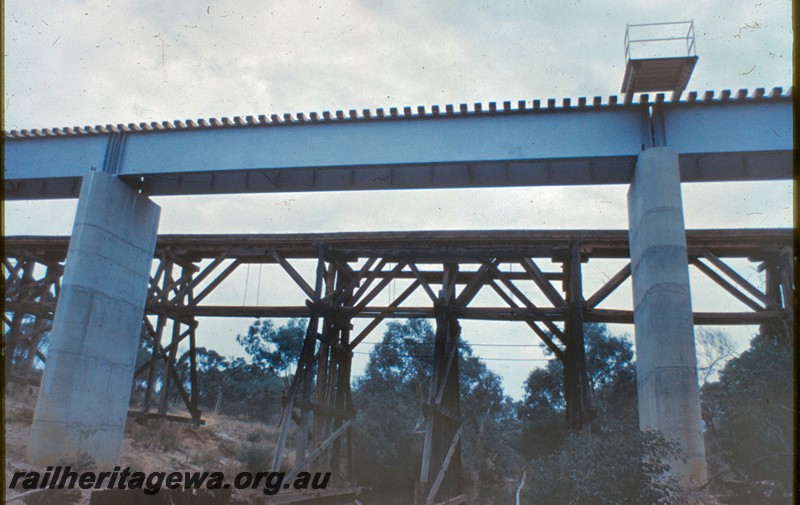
[3,0,793,398]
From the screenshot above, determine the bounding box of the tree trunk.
[214,383,224,414]
[515,470,526,505]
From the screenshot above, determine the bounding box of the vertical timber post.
[761,249,794,341]
[627,147,708,488]
[143,315,166,413]
[562,240,593,431]
[313,262,337,472]
[4,258,35,375]
[159,320,180,415]
[28,170,160,467]
[417,263,463,505]
[271,249,326,473]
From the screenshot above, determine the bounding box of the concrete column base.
[28,170,160,467]
[628,147,708,488]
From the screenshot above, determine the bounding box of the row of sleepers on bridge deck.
[3,86,791,139]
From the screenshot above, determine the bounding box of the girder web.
[3,229,793,504]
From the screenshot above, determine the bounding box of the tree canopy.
[235,318,305,374]
[701,331,794,503]
[140,316,792,504]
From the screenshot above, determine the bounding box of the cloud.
[3,0,792,399]
[6,0,791,130]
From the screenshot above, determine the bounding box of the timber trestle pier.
[4,228,793,504]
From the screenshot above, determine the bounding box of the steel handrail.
[624,20,696,61]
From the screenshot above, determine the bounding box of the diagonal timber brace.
[270,253,359,496]
[417,263,463,505]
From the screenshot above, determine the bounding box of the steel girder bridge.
[4,88,791,198]
[3,87,794,504]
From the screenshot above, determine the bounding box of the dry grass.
[5,386,286,503]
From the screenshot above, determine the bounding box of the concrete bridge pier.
[28,170,160,467]
[627,147,708,488]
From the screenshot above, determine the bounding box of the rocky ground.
[4,386,282,504]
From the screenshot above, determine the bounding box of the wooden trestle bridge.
[4,228,793,504]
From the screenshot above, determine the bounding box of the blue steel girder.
[3,88,792,200]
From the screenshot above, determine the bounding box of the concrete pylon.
[28,170,160,467]
[627,147,708,488]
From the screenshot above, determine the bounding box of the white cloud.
[3,0,793,399]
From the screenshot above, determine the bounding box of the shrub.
[524,431,685,505]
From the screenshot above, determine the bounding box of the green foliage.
[516,324,686,504]
[157,319,308,419]
[519,324,637,460]
[130,326,155,401]
[459,356,525,502]
[701,332,794,503]
[524,431,685,505]
[353,320,434,491]
[236,318,306,374]
[215,358,285,419]
[352,319,524,502]
[523,361,565,410]
[184,346,228,407]
[461,392,525,504]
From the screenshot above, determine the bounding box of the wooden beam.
[520,257,567,308]
[586,262,631,308]
[189,327,199,415]
[264,486,361,504]
[352,262,407,312]
[166,346,202,422]
[409,263,439,303]
[562,240,592,432]
[702,250,778,309]
[158,266,194,303]
[425,427,462,505]
[335,256,377,305]
[5,229,793,262]
[434,495,469,505]
[347,258,387,305]
[191,259,242,304]
[272,314,322,473]
[586,308,786,325]
[134,322,196,377]
[454,261,495,307]
[370,269,561,282]
[169,252,228,303]
[487,280,565,359]
[2,300,55,318]
[271,250,317,300]
[288,419,355,481]
[692,259,765,312]
[435,341,459,406]
[348,279,421,349]
[486,262,565,342]
[293,400,354,420]
[146,259,166,300]
[423,402,460,424]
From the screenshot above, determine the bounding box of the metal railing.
[624,20,696,61]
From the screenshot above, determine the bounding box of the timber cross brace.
[4,229,793,503]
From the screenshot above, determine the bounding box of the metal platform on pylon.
[622,21,698,102]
